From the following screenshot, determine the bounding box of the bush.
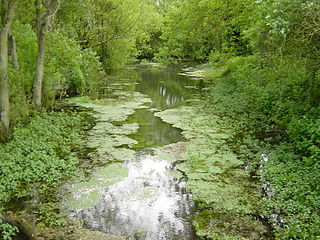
[80,48,105,98]
[8,22,105,116]
[45,30,85,99]
[264,144,320,239]
[45,30,106,102]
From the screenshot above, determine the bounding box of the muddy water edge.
[65,64,273,240]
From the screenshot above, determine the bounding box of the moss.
[194,209,268,240]
[156,153,176,162]
[110,148,136,161]
[134,231,148,240]
[55,217,128,240]
[90,122,139,136]
[168,170,184,179]
[154,107,195,139]
[65,93,151,209]
[70,97,151,123]
[133,187,158,200]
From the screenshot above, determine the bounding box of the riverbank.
[0,103,140,240]
[0,110,90,239]
[185,62,320,239]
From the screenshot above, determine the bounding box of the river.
[68,64,203,240]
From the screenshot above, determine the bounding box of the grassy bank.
[198,54,320,239]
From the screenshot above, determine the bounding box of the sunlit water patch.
[70,152,197,240]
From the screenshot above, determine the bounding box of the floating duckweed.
[70,94,151,162]
[66,163,129,210]
[155,106,267,238]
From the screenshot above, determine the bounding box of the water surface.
[103,65,199,149]
[71,65,201,239]
[74,152,197,239]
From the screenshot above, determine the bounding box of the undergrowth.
[0,111,86,239]
[203,54,320,239]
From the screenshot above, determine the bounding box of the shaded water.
[124,108,185,149]
[103,65,199,149]
[71,65,201,239]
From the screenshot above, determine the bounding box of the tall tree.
[0,0,17,140]
[32,0,60,109]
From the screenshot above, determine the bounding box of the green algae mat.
[70,93,152,163]
[155,106,270,240]
[66,163,129,210]
[66,90,271,239]
[66,94,152,210]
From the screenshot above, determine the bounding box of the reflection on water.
[101,66,198,109]
[102,66,198,149]
[159,85,185,107]
[135,66,197,109]
[72,154,197,240]
[124,109,185,149]
[71,65,200,239]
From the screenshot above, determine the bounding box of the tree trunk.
[0,0,17,140]
[32,0,60,110]
[6,214,45,240]
[8,32,19,70]
[0,26,10,139]
[32,28,45,110]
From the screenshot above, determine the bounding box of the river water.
[71,65,202,240]
[103,65,201,149]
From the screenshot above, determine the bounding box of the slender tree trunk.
[32,28,45,110]
[32,0,60,110]
[0,0,17,140]
[0,26,10,138]
[8,32,19,70]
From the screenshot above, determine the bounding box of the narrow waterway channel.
[68,65,203,239]
[104,65,200,149]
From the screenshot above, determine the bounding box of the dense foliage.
[5,19,104,129]
[205,56,320,239]
[1,0,161,138]
[58,0,162,69]
[0,113,81,202]
[156,0,253,62]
